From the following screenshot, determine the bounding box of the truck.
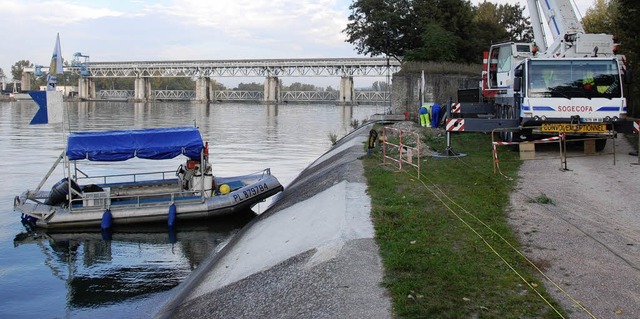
[450,0,634,151]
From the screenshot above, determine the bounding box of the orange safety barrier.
[381,126,421,174]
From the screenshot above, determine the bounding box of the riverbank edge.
[155,121,392,318]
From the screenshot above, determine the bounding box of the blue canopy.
[66,127,204,161]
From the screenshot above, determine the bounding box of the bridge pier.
[338,76,354,105]
[20,73,33,91]
[134,77,151,102]
[264,76,281,104]
[78,78,96,100]
[194,77,210,103]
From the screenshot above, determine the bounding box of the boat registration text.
[233,183,269,203]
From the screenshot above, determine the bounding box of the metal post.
[382,127,387,165]
[445,97,452,150]
[633,133,640,166]
[398,130,403,170]
[432,97,466,158]
[560,133,569,171]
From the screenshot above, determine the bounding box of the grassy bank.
[363,128,566,318]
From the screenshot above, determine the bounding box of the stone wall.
[391,72,481,116]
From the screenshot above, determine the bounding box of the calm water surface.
[0,100,381,318]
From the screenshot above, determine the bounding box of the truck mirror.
[513,77,522,92]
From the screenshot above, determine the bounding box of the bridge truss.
[66,58,400,78]
[95,89,390,103]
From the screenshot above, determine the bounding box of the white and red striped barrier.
[491,135,561,146]
[446,119,465,131]
[451,103,461,114]
[492,135,563,177]
[634,120,639,134]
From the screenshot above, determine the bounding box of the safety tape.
[535,136,561,143]
[446,119,464,131]
[493,141,517,146]
[451,103,461,113]
[491,135,560,146]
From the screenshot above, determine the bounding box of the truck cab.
[517,57,626,125]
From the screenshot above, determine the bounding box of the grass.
[530,193,555,205]
[362,128,566,318]
[328,132,338,145]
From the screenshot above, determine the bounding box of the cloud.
[2,0,124,25]
[143,0,350,48]
[0,0,360,78]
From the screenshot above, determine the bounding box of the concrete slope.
[156,123,392,319]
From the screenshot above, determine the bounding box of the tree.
[371,80,390,91]
[582,0,619,35]
[236,82,263,91]
[613,0,640,116]
[94,77,134,90]
[151,77,194,90]
[497,2,532,42]
[344,0,421,61]
[343,0,530,64]
[285,82,316,91]
[11,60,32,82]
[211,80,226,91]
[412,0,477,62]
[405,23,458,62]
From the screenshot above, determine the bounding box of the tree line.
[343,0,532,63]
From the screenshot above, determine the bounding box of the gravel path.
[508,136,640,318]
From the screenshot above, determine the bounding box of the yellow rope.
[404,168,597,318]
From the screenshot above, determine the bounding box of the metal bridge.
[96,89,390,103]
[24,57,400,103]
[78,58,399,78]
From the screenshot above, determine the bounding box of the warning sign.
[541,123,607,133]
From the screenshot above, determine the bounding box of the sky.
[0,0,596,86]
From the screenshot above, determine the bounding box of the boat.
[14,126,283,230]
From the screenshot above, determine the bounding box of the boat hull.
[16,173,283,230]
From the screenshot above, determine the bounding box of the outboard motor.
[45,178,81,206]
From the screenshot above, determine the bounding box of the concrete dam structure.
[155,122,392,318]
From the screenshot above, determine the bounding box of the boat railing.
[76,170,176,186]
[256,168,271,178]
[70,188,206,211]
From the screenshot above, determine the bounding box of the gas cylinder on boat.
[190,165,213,196]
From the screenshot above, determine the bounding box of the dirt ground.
[508,136,640,318]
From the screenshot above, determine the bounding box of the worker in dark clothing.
[368,129,378,156]
[431,102,441,128]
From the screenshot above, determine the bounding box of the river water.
[0,100,382,318]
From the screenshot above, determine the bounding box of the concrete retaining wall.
[392,72,481,116]
[156,123,392,319]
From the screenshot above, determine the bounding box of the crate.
[83,188,111,207]
[519,142,536,160]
